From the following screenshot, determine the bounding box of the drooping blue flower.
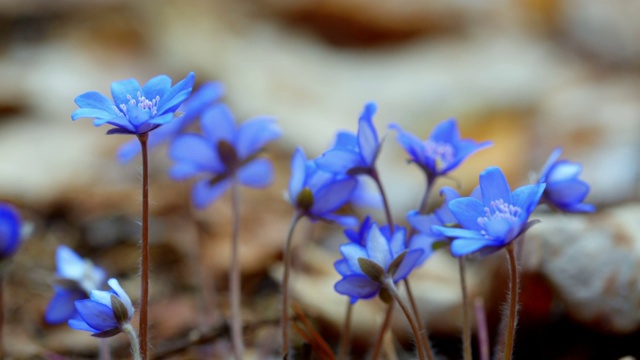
[68,278,134,338]
[169,103,281,209]
[44,245,107,325]
[538,148,595,213]
[432,167,545,257]
[334,223,425,302]
[72,72,195,135]
[0,203,21,260]
[117,81,224,163]
[316,102,381,176]
[288,148,358,227]
[390,119,492,179]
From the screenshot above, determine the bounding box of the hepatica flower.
[69,278,134,338]
[45,245,107,324]
[0,203,21,260]
[390,119,492,179]
[117,81,224,163]
[334,223,424,301]
[433,167,545,257]
[72,72,195,135]
[288,148,358,227]
[538,148,595,213]
[316,102,381,176]
[169,103,281,209]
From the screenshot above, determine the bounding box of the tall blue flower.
[117,81,224,163]
[72,72,195,135]
[169,103,281,209]
[334,223,425,301]
[538,148,595,213]
[0,203,21,260]
[432,167,545,257]
[316,102,381,176]
[390,119,492,179]
[288,148,358,227]
[68,278,134,338]
[45,245,107,325]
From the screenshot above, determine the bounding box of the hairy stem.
[475,297,490,360]
[370,168,394,232]
[371,302,394,360]
[404,279,434,360]
[384,280,426,360]
[338,301,353,360]
[281,213,303,356]
[501,243,520,360]
[459,257,472,360]
[229,180,244,359]
[99,339,111,360]
[122,323,142,360]
[137,133,150,360]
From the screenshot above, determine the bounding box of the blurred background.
[1,0,640,358]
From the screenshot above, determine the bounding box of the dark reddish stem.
[281,213,303,356]
[229,179,244,359]
[137,133,149,360]
[0,273,4,360]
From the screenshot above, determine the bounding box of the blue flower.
[432,167,545,257]
[334,223,425,302]
[44,245,107,325]
[538,148,595,213]
[72,72,195,135]
[169,103,281,209]
[288,148,358,227]
[117,81,224,163]
[390,119,492,179]
[316,102,381,176]
[0,203,21,260]
[68,278,134,338]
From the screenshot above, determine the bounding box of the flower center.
[116,92,160,117]
[476,199,522,238]
[424,140,455,169]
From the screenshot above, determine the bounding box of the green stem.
[502,243,520,360]
[136,133,150,360]
[281,213,303,356]
[338,300,353,360]
[229,180,244,359]
[122,323,142,360]
[371,302,394,360]
[383,280,426,360]
[459,256,472,360]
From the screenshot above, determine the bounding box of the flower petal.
[44,288,85,324]
[74,299,119,332]
[539,147,563,181]
[429,118,459,143]
[357,102,379,166]
[108,278,134,318]
[511,183,545,215]
[191,178,233,209]
[340,243,368,276]
[450,238,493,257]
[316,149,362,173]
[155,72,196,115]
[201,104,236,145]
[365,225,393,269]
[334,258,355,276]
[479,167,512,206]
[288,148,307,200]
[141,74,172,101]
[68,314,98,333]
[236,117,281,159]
[392,248,424,281]
[237,159,274,188]
[312,177,357,214]
[334,275,380,299]
[110,78,143,109]
[547,161,582,183]
[448,197,485,231]
[56,245,85,280]
[72,91,121,119]
[169,134,223,175]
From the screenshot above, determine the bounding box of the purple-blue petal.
[201,104,236,145]
[316,149,363,173]
[511,183,545,215]
[288,148,307,200]
[191,178,232,209]
[155,72,196,115]
[110,78,142,109]
[357,102,379,166]
[169,134,223,175]
[448,197,485,231]
[392,248,424,282]
[44,288,86,325]
[237,159,274,188]
[429,118,459,143]
[236,117,281,159]
[141,74,172,101]
[340,243,368,276]
[450,238,494,257]
[311,177,357,214]
[479,167,512,206]
[0,204,21,258]
[365,224,393,269]
[74,299,119,332]
[334,275,380,299]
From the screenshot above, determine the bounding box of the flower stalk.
[383,279,426,360]
[229,179,244,359]
[137,133,150,360]
[501,242,520,360]
[338,300,353,360]
[122,323,142,360]
[281,213,303,356]
[459,256,471,360]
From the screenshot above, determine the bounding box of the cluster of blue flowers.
[51,70,597,359]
